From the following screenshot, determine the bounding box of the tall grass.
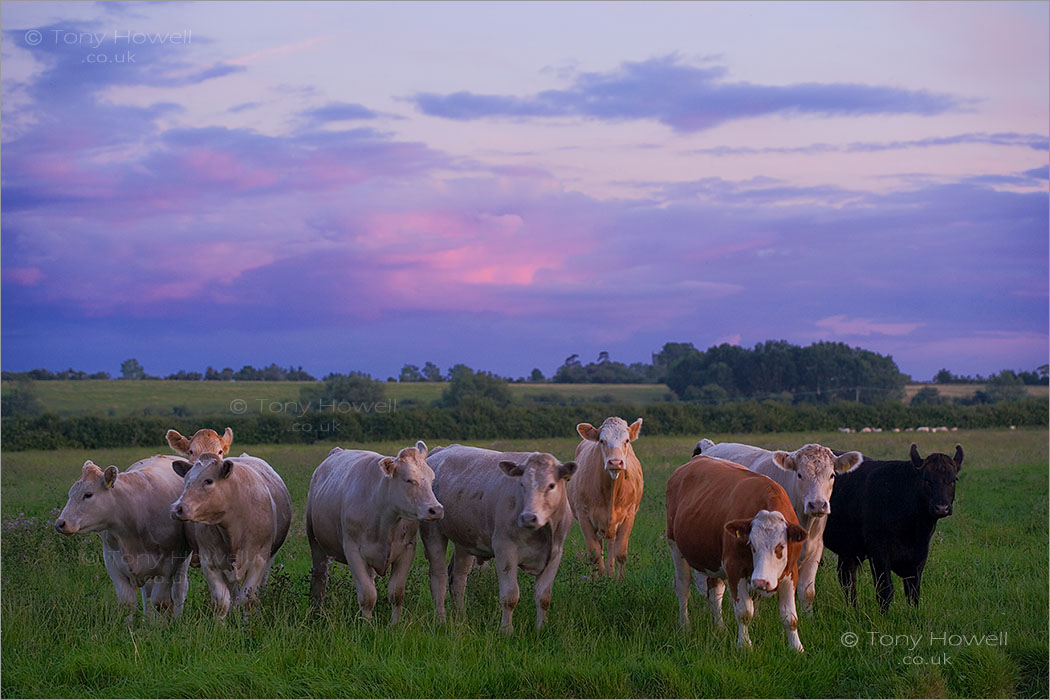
[2,430,1046,697]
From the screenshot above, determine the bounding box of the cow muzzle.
[750,578,777,597]
[54,519,75,535]
[518,512,542,529]
[421,503,444,522]
[170,503,189,521]
[804,500,830,517]
[932,504,952,517]
[605,460,625,480]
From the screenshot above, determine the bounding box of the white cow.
[693,439,862,612]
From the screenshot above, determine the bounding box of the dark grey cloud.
[412,55,972,132]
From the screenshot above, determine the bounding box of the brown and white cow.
[568,417,644,579]
[170,452,291,616]
[306,442,444,624]
[166,427,234,462]
[666,455,808,651]
[55,456,192,618]
[420,445,576,634]
[693,439,863,612]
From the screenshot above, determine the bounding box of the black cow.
[823,443,962,613]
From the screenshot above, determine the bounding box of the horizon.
[2,1,1047,383]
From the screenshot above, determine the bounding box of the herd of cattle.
[54,419,963,651]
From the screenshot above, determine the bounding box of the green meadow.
[2,429,1047,698]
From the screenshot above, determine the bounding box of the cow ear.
[627,418,643,441]
[220,428,234,455]
[166,429,191,456]
[220,460,234,479]
[576,423,600,442]
[558,461,577,481]
[952,445,964,472]
[910,443,923,469]
[692,444,704,457]
[834,451,863,473]
[499,460,525,477]
[102,465,118,489]
[172,460,192,478]
[415,441,428,459]
[772,451,796,472]
[379,457,397,478]
[725,518,753,541]
[786,524,808,542]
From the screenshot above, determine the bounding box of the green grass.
[2,429,1046,697]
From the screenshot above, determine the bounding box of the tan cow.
[166,427,233,461]
[666,455,808,651]
[55,456,192,618]
[306,442,444,624]
[568,417,644,579]
[420,445,576,634]
[170,452,291,616]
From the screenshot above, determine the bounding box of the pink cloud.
[815,314,924,336]
[4,267,44,286]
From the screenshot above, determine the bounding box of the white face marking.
[748,510,791,593]
[598,418,632,477]
[781,444,837,517]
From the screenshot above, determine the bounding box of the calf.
[55,456,192,618]
[306,442,444,624]
[666,455,808,651]
[694,439,862,612]
[420,445,576,634]
[568,417,644,579]
[823,443,963,613]
[170,452,292,616]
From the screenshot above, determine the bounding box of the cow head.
[378,441,444,522]
[170,453,234,524]
[725,509,807,597]
[55,460,121,535]
[910,443,963,518]
[577,417,642,481]
[772,443,863,518]
[499,452,576,530]
[166,427,233,462]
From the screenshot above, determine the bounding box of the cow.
[567,417,644,580]
[693,439,863,613]
[170,452,292,616]
[823,443,963,613]
[306,442,444,624]
[55,456,192,619]
[166,427,234,461]
[420,445,576,634]
[666,455,808,651]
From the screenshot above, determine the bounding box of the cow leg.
[449,547,475,613]
[172,553,191,617]
[796,540,820,614]
[533,545,566,631]
[386,543,416,626]
[706,577,726,630]
[777,577,804,652]
[309,543,332,609]
[493,545,521,635]
[420,523,449,623]
[668,539,692,629]
[200,558,232,617]
[146,577,173,618]
[900,562,924,608]
[869,557,895,613]
[578,516,606,577]
[609,515,636,582]
[730,577,755,649]
[237,555,272,610]
[837,555,860,607]
[102,547,140,612]
[344,547,378,620]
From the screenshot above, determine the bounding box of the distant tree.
[985,370,1027,402]
[301,372,386,409]
[285,366,316,381]
[529,368,545,382]
[204,366,222,381]
[597,351,610,364]
[910,386,946,406]
[1039,364,1049,382]
[1,379,44,417]
[399,364,424,382]
[652,342,699,381]
[120,358,146,380]
[421,362,444,382]
[437,365,512,408]
[88,371,110,380]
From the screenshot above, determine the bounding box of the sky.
[2,1,1047,382]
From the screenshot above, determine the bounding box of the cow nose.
[171,504,184,520]
[607,459,624,469]
[806,500,830,516]
[751,578,774,592]
[54,520,67,533]
[933,504,952,517]
[426,504,444,520]
[519,512,540,528]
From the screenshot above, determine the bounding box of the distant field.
[2,380,673,417]
[3,380,1044,418]
[2,429,1046,698]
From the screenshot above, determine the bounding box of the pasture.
[2,429,1046,698]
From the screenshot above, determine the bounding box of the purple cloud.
[412,55,972,132]
[300,101,380,124]
[689,132,1049,156]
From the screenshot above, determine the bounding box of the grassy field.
[2,429,1047,698]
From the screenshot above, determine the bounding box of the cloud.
[411,54,972,132]
[689,132,1050,156]
[815,315,924,337]
[300,101,379,125]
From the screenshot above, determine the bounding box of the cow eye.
[83,492,93,500]
[797,473,802,479]
[203,478,213,486]
[406,478,417,486]
[547,483,556,491]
